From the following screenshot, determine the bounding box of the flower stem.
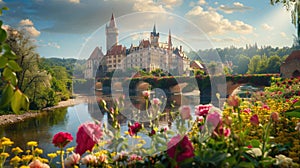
[60,148,65,168]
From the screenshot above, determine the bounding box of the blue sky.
[0,0,296,59]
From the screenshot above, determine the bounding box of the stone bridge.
[96,74,279,106]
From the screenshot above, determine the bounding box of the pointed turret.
[106,13,119,51]
[109,13,116,28]
[153,24,156,33]
[168,29,172,50]
[150,24,159,47]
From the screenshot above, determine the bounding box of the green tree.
[0,8,29,114]
[247,55,261,74]
[266,55,282,73]
[233,55,250,74]
[271,0,300,45]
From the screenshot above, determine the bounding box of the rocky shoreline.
[0,95,89,126]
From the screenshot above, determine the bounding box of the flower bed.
[0,78,300,168]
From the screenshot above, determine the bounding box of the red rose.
[75,122,103,155]
[52,132,73,148]
[167,135,194,163]
[128,122,142,136]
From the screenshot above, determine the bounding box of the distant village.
[84,14,205,79]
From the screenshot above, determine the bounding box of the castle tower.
[168,29,172,50]
[150,24,159,47]
[106,13,118,51]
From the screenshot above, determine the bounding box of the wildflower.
[97,153,108,163]
[27,141,38,147]
[270,112,280,122]
[151,98,161,105]
[0,152,9,158]
[180,105,191,120]
[75,122,103,155]
[224,128,231,137]
[64,152,80,167]
[167,135,194,163]
[10,156,21,164]
[243,108,251,114]
[128,122,142,136]
[224,116,232,126]
[22,155,33,163]
[52,132,73,148]
[81,154,97,165]
[113,151,128,162]
[67,147,75,153]
[250,114,259,126]
[20,166,30,168]
[142,90,150,99]
[262,104,270,110]
[227,95,240,107]
[12,147,23,154]
[28,159,49,168]
[149,129,156,136]
[195,104,212,117]
[47,153,57,159]
[34,148,43,155]
[1,139,14,146]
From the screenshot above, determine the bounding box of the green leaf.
[3,51,18,59]
[11,89,23,114]
[0,56,8,68]
[238,162,255,168]
[0,84,14,108]
[285,111,300,118]
[0,29,7,43]
[7,60,22,71]
[2,7,9,11]
[21,94,29,111]
[3,67,14,79]
[293,100,300,108]
[251,139,261,148]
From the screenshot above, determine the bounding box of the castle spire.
[153,24,156,33]
[168,29,172,50]
[109,13,116,28]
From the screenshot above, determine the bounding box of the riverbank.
[0,95,91,126]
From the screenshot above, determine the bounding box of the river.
[0,91,200,158]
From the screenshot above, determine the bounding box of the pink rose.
[52,132,73,148]
[224,128,231,137]
[151,98,161,105]
[195,104,212,117]
[142,90,150,99]
[262,104,270,110]
[270,112,279,122]
[64,153,80,167]
[81,154,97,165]
[28,159,50,168]
[243,108,251,114]
[75,122,103,155]
[180,106,191,120]
[167,135,194,163]
[250,114,259,126]
[206,112,221,128]
[227,95,239,107]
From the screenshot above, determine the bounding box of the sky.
[0,0,296,59]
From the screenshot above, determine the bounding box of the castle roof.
[106,44,126,55]
[109,13,116,28]
[139,40,150,48]
[88,47,104,60]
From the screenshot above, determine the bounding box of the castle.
[84,13,191,79]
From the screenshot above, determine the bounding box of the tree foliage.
[0,8,29,114]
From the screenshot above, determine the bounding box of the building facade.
[85,13,191,79]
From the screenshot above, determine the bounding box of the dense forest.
[187,44,298,74]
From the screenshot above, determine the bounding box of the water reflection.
[0,91,200,157]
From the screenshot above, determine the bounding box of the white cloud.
[161,0,182,9]
[19,19,40,37]
[23,26,41,37]
[198,0,206,5]
[280,32,287,38]
[185,6,254,35]
[261,23,274,31]
[68,0,80,4]
[219,2,252,14]
[133,0,166,12]
[19,19,34,26]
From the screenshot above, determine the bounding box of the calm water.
[0,91,200,157]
